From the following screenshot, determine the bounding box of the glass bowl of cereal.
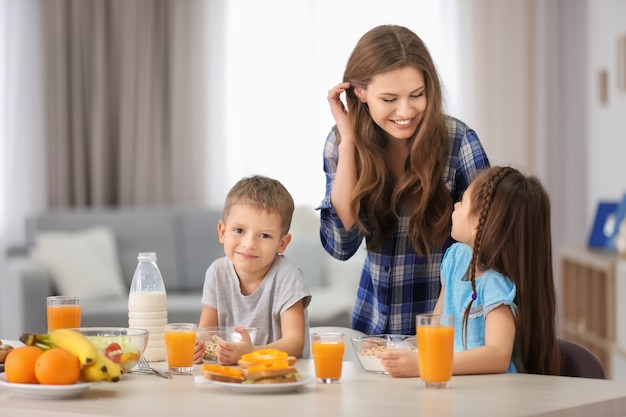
[197,327,259,363]
[351,334,417,374]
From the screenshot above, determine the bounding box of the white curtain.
[205,0,448,209]
[41,0,207,207]
[0,0,47,336]
[0,0,47,247]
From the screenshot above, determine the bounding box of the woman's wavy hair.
[343,25,451,255]
[461,166,561,375]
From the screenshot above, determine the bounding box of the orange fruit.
[4,345,44,384]
[35,347,80,385]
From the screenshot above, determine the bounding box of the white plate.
[211,375,315,394]
[0,339,24,373]
[0,374,95,399]
[1,339,24,348]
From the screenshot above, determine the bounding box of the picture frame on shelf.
[605,194,626,252]
[588,201,619,249]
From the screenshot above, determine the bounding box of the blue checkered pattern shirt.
[318,116,490,335]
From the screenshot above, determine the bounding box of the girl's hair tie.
[471,292,477,301]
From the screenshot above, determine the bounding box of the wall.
[453,0,589,294]
[589,0,626,382]
[587,0,626,218]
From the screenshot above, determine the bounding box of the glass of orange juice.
[311,332,345,383]
[46,296,81,331]
[417,313,454,389]
[165,323,197,372]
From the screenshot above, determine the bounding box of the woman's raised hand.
[327,81,359,229]
[327,82,353,140]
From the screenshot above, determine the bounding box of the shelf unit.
[559,246,619,378]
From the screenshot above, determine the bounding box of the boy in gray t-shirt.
[193,175,312,365]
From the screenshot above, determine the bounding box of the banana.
[99,352,123,382]
[78,351,123,383]
[19,333,49,350]
[20,329,98,366]
[48,329,99,367]
[80,356,108,382]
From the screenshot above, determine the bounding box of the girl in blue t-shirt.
[378,166,561,377]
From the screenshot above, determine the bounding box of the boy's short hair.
[223,175,294,235]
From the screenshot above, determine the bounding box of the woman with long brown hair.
[319,24,490,335]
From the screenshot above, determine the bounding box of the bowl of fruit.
[77,327,148,373]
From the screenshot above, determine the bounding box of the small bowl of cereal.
[197,326,260,363]
[351,334,417,374]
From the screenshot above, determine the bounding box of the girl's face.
[451,184,479,246]
[217,204,291,279]
[354,66,427,140]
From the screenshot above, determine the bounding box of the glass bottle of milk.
[128,252,168,362]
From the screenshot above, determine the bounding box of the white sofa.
[4,206,365,337]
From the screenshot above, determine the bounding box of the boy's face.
[217,204,291,279]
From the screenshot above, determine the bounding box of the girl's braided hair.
[461,166,561,375]
[461,167,516,347]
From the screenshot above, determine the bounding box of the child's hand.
[377,349,420,378]
[215,326,254,365]
[193,339,205,364]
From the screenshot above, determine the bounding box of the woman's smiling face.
[354,66,427,140]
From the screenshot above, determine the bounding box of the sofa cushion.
[285,207,326,288]
[176,209,224,290]
[28,208,184,291]
[29,226,127,300]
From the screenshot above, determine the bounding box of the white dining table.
[2,359,626,417]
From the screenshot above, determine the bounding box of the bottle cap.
[138,252,157,261]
